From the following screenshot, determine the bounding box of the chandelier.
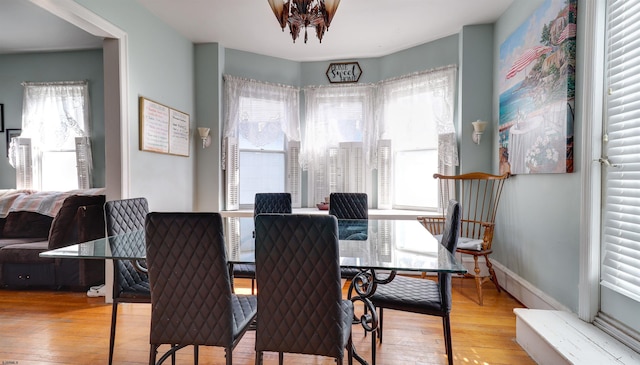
[267,0,341,44]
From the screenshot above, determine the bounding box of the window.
[303,66,457,210]
[222,75,301,209]
[302,85,376,206]
[378,67,457,210]
[9,81,92,190]
[597,0,640,346]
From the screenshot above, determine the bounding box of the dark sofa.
[0,189,106,290]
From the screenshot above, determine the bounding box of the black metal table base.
[347,269,397,365]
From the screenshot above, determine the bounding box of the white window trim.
[579,0,605,323]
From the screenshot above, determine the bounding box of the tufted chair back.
[145,212,257,364]
[254,214,353,364]
[104,197,149,297]
[329,193,368,220]
[254,193,292,216]
[438,199,461,312]
[104,197,150,365]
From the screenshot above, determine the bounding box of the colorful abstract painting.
[498,0,576,175]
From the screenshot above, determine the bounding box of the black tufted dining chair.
[104,197,150,365]
[369,200,461,365]
[329,192,368,220]
[232,193,292,294]
[254,214,354,365]
[328,192,368,279]
[145,212,257,365]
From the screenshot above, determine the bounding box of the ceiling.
[0,0,103,54]
[1,0,514,62]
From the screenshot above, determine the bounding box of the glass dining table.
[40,217,466,365]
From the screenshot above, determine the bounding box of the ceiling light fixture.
[267,0,341,44]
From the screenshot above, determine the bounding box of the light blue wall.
[76,0,195,212]
[225,48,301,86]
[493,0,580,312]
[0,50,104,189]
[459,25,494,174]
[379,34,459,81]
[194,43,223,212]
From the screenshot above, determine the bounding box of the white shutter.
[14,138,33,190]
[308,151,329,207]
[337,142,365,193]
[286,141,301,208]
[226,217,240,260]
[75,137,93,189]
[377,139,392,209]
[328,147,339,194]
[225,137,239,210]
[601,0,640,303]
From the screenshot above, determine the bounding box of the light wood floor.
[0,277,535,365]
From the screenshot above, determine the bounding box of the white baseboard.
[491,259,570,311]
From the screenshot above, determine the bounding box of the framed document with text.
[139,97,190,157]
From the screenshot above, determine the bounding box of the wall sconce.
[197,127,211,148]
[471,120,489,145]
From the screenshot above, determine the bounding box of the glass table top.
[40,218,466,274]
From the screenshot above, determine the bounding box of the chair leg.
[251,278,255,294]
[255,351,262,365]
[472,255,484,306]
[278,352,284,365]
[109,302,118,365]
[347,334,354,365]
[194,345,199,365]
[149,344,158,365]
[443,315,453,365]
[225,347,232,365]
[485,254,501,293]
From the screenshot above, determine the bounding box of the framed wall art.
[498,0,577,175]
[139,97,190,157]
[0,104,4,132]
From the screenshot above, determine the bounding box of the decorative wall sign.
[326,62,362,83]
[498,0,576,175]
[139,97,190,157]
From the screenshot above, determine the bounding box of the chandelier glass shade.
[267,0,341,43]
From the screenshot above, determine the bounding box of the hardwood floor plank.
[0,277,534,364]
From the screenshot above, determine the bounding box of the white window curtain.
[301,84,376,205]
[377,65,458,210]
[9,81,92,190]
[222,75,301,168]
[377,65,458,171]
[222,75,301,209]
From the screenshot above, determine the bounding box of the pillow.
[2,211,53,238]
[433,234,484,251]
[48,194,106,249]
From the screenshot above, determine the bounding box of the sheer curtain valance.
[222,75,300,168]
